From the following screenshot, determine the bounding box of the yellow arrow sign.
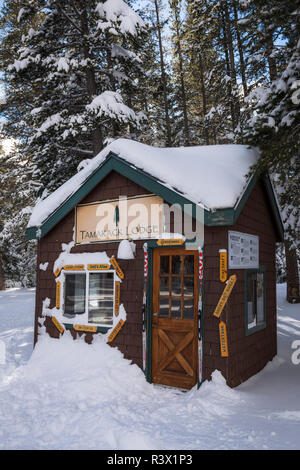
[219,321,228,357]
[107,319,125,343]
[219,249,227,282]
[56,281,61,309]
[63,265,85,271]
[157,238,184,246]
[87,263,111,271]
[114,281,121,316]
[51,316,64,334]
[74,324,97,333]
[110,257,124,279]
[213,274,237,318]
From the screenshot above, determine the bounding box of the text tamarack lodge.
[27,139,283,389]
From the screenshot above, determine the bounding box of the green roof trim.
[26,151,284,241]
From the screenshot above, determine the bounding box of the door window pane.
[183,277,194,296]
[171,277,181,297]
[184,255,194,274]
[183,298,194,319]
[64,273,86,316]
[171,298,181,319]
[159,298,169,317]
[159,277,169,296]
[172,255,182,274]
[160,256,169,274]
[88,272,114,325]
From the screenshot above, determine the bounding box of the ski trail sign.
[213,274,237,318]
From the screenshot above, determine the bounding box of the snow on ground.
[0,284,299,450]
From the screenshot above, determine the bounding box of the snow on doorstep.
[28,138,259,228]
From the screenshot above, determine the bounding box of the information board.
[228,231,259,269]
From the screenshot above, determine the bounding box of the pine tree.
[243,0,300,303]
[169,0,190,146]
[2,0,146,196]
[0,138,36,287]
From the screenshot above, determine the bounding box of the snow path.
[0,284,299,450]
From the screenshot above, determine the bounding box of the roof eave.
[26,153,284,242]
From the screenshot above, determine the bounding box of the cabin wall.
[203,180,277,387]
[35,171,151,369]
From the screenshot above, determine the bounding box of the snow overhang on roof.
[26,139,284,241]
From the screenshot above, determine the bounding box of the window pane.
[183,298,194,319]
[159,277,169,296]
[64,273,86,316]
[257,273,265,324]
[247,273,256,328]
[160,256,169,274]
[88,272,114,325]
[184,255,194,274]
[171,255,181,274]
[171,298,181,319]
[171,277,181,296]
[183,276,194,296]
[159,298,169,317]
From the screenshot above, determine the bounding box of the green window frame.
[244,266,266,335]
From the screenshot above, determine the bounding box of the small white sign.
[228,231,259,269]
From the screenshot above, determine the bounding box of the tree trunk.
[284,240,300,303]
[198,53,209,145]
[266,34,277,82]
[219,7,236,131]
[0,250,5,291]
[80,4,103,155]
[222,0,240,127]
[171,1,190,146]
[232,0,247,97]
[154,0,172,147]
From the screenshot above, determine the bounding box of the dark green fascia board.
[262,173,284,241]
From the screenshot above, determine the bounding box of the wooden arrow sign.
[213,274,237,318]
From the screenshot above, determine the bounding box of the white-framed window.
[245,267,266,335]
[63,270,115,327]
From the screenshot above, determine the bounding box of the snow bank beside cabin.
[28,139,259,228]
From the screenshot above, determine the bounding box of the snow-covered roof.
[28,139,260,229]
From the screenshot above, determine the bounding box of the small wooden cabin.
[27,139,283,389]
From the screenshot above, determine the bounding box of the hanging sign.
[107,319,125,343]
[75,194,163,244]
[51,316,64,334]
[157,238,184,246]
[228,231,259,269]
[110,257,124,279]
[219,321,229,357]
[56,281,61,309]
[63,265,85,271]
[87,263,111,271]
[219,249,227,282]
[74,324,97,333]
[114,282,121,316]
[213,274,237,318]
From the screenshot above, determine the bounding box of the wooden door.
[152,248,198,389]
